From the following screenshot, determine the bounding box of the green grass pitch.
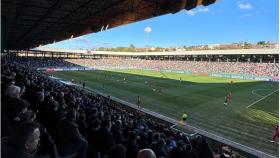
[50,69,279,156]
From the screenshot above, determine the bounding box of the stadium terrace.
[1,0,279,158]
[2,51,279,158]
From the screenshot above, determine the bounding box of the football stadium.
[1,0,279,158]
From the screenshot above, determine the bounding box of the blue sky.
[42,0,279,49]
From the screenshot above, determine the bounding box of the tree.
[129,44,135,49]
[155,47,163,52]
[257,41,266,45]
[243,42,252,49]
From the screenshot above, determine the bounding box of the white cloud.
[73,37,91,44]
[197,8,209,13]
[186,10,196,16]
[238,3,253,10]
[186,8,209,16]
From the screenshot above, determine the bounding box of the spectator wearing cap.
[55,109,88,158]
[2,122,41,158]
[137,149,156,158]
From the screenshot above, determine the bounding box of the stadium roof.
[33,48,279,55]
[2,0,217,50]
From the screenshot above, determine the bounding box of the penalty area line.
[251,89,265,97]
[246,89,279,108]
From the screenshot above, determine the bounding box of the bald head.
[5,85,21,98]
[137,149,156,158]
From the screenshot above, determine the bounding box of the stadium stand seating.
[65,58,279,77]
[2,56,252,158]
[10,56,84,69]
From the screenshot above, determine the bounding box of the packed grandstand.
[64,58,278,78]
[1,0,279,157]
[6,54,279,78]
[2,55,231,158]
[2,51,279,158]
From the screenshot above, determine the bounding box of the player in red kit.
[228,81,233,99]
[228,91,232,102]
[271,125,279,143]
[137,96,141,109]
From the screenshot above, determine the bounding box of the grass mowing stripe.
[49,70,279,156]
[246,89,279,108]
[188,113,273,139]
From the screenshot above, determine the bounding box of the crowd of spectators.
[9,56,84,69]
[1,57,239,158]
[5,56,278,77]
[65,58,279,77]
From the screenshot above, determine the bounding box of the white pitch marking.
[54,76,278,158]
[251,89,266,97]
[247,89,279,108]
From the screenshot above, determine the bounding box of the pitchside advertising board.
[210,73,279,82]
[37,67,279,82]
[270,76,279,82]
[37,67,95,72]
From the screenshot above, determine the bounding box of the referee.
[182,112,188,123]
